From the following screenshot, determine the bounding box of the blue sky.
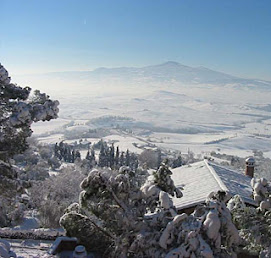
[1,0,271,80]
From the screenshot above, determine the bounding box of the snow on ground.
[64,137,100,145]
[80,149,89,159]
[155,141,254,158]
[48,171,59,176]
[12,211,40,231]
[149,132,237,144]
[38,134,64,144]
[32,119,70,136]
[102,134,146,154]
[9,239,53,258]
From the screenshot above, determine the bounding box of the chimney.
[245,157,255,177]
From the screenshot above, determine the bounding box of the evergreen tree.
[59,141,64,159]
[99,144,107,167]
[91,148,96,164]
[119,151,125,166]
[109,144,115,168]
[0,63,59,160]
[125,149,130,166]
[54,143,58,157]
[75,150,81,160]
[115,146,120,167]
[71,149,75,163]
[63,146,68,162]
[86,150,91,161]
[157,149,162,168]
[172,155,182,168]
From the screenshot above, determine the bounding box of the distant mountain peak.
[28,61,271,88]
[162,61,181,66]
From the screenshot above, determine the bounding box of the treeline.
[54,141,81,163]
[54,139,139,171]
[98,140,138,170]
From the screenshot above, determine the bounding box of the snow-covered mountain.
[27,61,271,89]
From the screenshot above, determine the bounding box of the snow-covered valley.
[14,61,271,159]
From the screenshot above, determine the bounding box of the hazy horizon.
[1,0,271,81]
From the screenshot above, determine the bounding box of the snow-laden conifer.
[0,63,59,159]
[60,162,240,257]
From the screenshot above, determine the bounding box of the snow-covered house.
[171,159,256,213]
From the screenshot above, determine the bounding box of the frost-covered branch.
[0,63,59,159]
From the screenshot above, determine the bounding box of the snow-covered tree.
[0,63,59,160]
[109,144,115,168]
[115,146,120,167]
[229,178,271,257]
[171,155,183,168]
[60,161,240,257]
[0,63,59,227]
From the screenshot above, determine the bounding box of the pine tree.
[75,150,81,160]
[59,141,64,159]
[109,144,115,168]
[67,147,72,163]
[86,150,91,161]
[115,146,120,167]
[71,149,75,163]
[119,151,125,166]
[54,143,59,157]
[157,149,162,168]
[99,144,107,167]
[125,149,130,166]
[91,148,96,164]
[172,155,182,168]
[0,63,59,160]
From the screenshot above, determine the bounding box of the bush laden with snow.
[0,160,26,227]
[0,63,59,159]
[229,178,271,257]
[60,162,240,257]
[30,166,85,228]
[158,191,240,258]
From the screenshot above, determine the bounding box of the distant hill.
[29,61,271,89]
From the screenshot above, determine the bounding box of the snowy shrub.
[13,140,60,181]
[138,149,159,169]
[0,161,25,227]
[60,162,240,257]
[47,156,61,170]
[229,178,271,257]
[30,166,85,228]
[39,145,53,160]
[18,160,50,181]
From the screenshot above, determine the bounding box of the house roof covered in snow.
[171,160,255,210]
